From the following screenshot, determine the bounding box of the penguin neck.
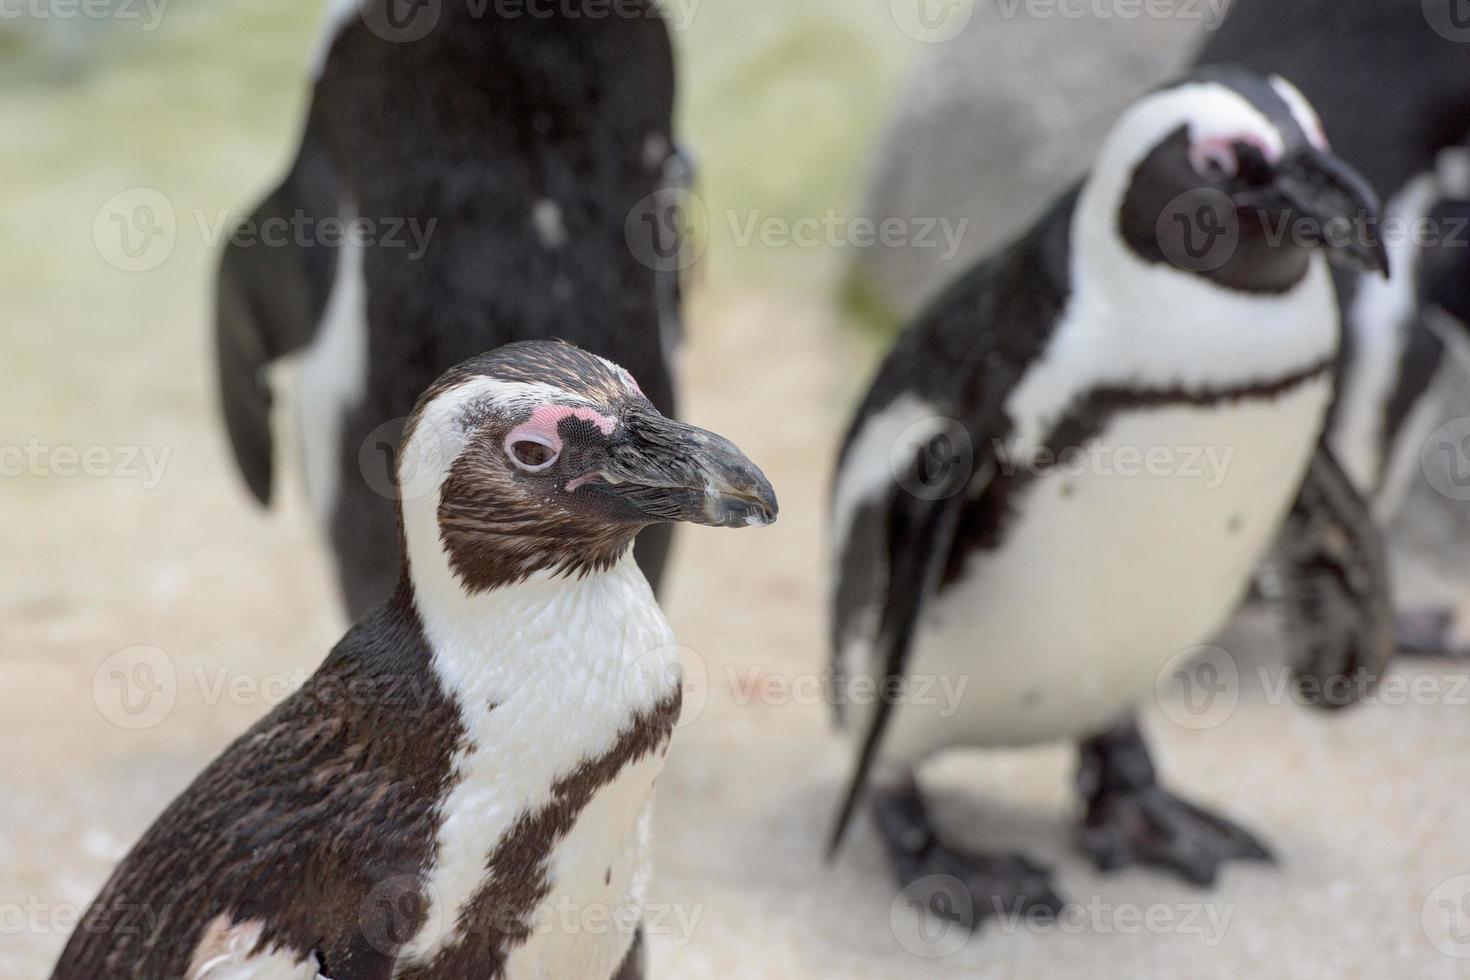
[403,534,670,714]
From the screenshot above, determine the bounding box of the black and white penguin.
[1196,0,1470,651]
[215,0,690,620]
[54,341,776,979]
[828,69,1392,923]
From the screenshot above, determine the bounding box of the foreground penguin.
[55,342,776,979]
[829,69,1392,923]
[215,0,690,619]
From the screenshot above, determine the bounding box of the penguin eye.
[1189,141,1239,181]
[508,437,560,472]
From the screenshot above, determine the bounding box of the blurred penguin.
[853,0,1470,653]
[215,0,692,619]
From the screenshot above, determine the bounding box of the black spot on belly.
[1227,514,1244,536]
[605,867,612,886]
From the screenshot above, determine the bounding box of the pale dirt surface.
[5,3,1470,979]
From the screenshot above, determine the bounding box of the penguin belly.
[878,379,1331,762]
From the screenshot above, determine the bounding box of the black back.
[52,591,462,979]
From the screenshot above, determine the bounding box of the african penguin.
[1196,0,1470,653]
[54,342,777,979]
[215,0,691,620]
[828,68,1391,926]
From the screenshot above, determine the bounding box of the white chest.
[397,559,680,975]
[887,377,1332,758]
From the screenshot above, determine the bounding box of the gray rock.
[850,5,1210,326]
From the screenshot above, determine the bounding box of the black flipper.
[1273,442,1395,706]
[214,131,341,505]
[826,445,992,858]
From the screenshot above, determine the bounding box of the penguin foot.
[874,777,1064,930]
[1078,718,1272,886]
[1396,608,1470,658]
[1078,784,1273,886]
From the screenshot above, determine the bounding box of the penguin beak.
[578,408,779,529]
[1243,146,1390,277]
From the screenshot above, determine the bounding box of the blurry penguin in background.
[1197,0,1470,653]
[854,0,1470,654]
[829,69,1393,925]
[215,0,692,619]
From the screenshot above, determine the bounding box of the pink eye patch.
[505,403,619,453]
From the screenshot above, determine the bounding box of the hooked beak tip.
[704,472,779,529]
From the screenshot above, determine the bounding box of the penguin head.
[396,340,777,594]
[1085,65,1389,293]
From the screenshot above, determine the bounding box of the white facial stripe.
[397,376,592,591]
[1093,83,1285,201]
[1269,76,1329,152]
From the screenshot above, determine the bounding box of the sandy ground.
[5,3,1470,978]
